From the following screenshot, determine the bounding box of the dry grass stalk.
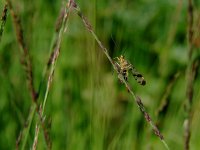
[70,0,170,149]
[32,1,73,149]
[0,3,8,42]
[184,0,196,149]
[6,0,37,101]
[43,0,73,113]
[187,0,193,59]
[6,0,51,149]
[184,59,199,150]
[32,124,39,150]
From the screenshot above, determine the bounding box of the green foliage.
[0,0,200,149]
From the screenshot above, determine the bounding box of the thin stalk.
[32,1,73,149]
[20,105,36,150]
[16,2,69,150]
[184,0,195,149]
[6,0,38,101]
[70,1,170,149]
[6,0,51,149]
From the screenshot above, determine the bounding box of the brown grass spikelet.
[0,3,8,42]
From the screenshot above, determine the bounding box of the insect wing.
[131,68,146,85]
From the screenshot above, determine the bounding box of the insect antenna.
[111,34,128,57]
[111,34,121,73]
[111,34,120,51]
[121,48,127,57]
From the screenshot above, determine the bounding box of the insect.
[114,55,146,85]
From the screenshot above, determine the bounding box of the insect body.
[114,55,146,85]
[114,55,132,81]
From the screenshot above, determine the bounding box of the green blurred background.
[0,0,200,149]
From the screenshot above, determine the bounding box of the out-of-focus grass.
[0,0,200,149]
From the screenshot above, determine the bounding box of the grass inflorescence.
[184,0,200,149]
[32,1,74,149]
[0,3,8,42]
[6,0,51,149]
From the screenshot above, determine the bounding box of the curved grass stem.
[32,1,73,149]
[70,1,170,149]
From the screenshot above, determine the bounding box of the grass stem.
[71,1,170,149]
[6,0,51,149]
[32,1,73,149]
[184,0,196,149]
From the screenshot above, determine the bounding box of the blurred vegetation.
[0,0,200,149]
